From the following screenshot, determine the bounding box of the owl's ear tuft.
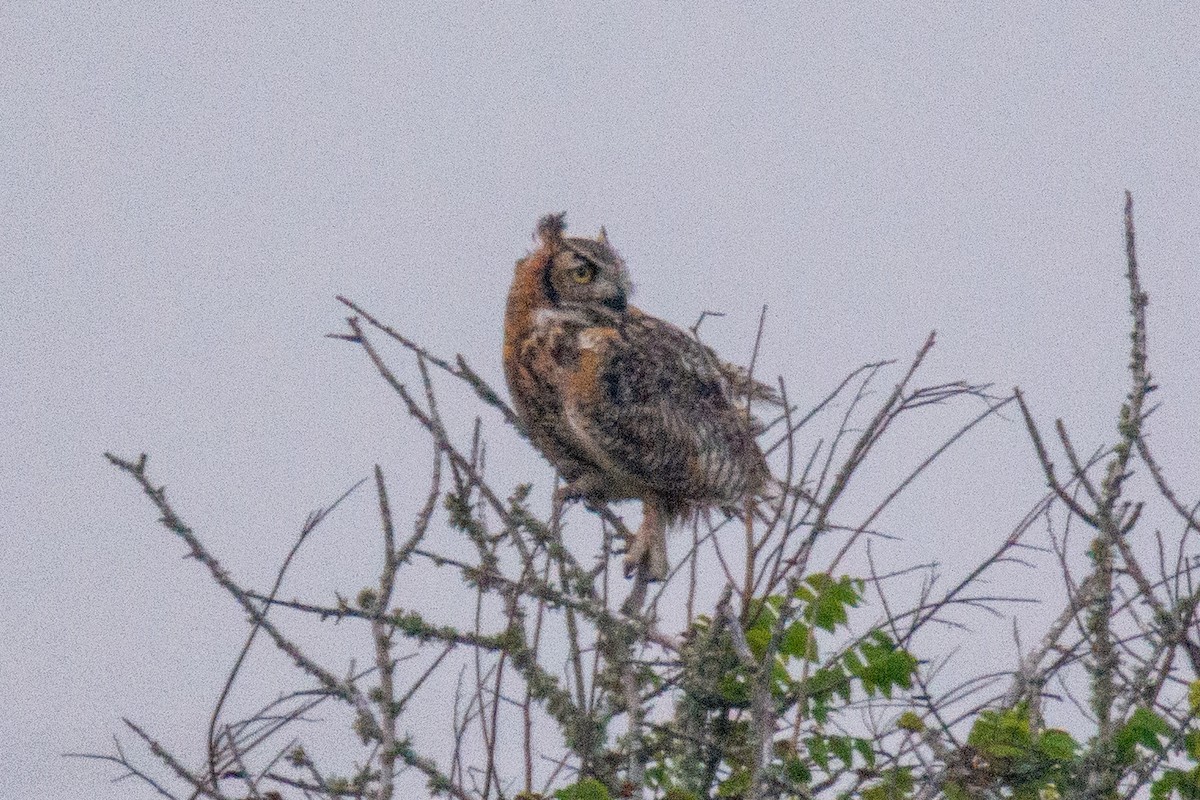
[597,225,609,246]
[536,213,567,246]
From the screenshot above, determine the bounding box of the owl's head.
[535,213,630,313]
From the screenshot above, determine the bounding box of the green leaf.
[853,636,917,698]
[801,574,862,632]
[1116,707,1174,762]
[942,783,971,800]
[1190,680,1200,715]
[716,768,751,797]
[808,734,830,770]
[854,736,877,768]
[1186,731,1200,761]
[663,790,700,800]
[1036,729,1080,762]
[804,665,846,700]
[783,754,811,785]
[897,711,925,733]
[771,662,794,697]
[745,624,772,658]
[862,767,915,800]
[1150,771,1178,800]
[829,734,854,766]
[1149,769,1200,800]
[554,779,610,800]
[717,671,751,707]
[835,670,854,702]
[780,621,818,662]
[967,709,1032,761]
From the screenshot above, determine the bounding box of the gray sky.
[4,4,1199,798]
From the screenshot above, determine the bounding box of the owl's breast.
[503,316,605,484]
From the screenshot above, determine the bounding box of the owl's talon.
[622,536,668,581]
[554,475,607,511]
[623,536,648,579]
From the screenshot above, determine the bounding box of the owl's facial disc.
[548,247,630,314]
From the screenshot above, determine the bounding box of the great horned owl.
[502,213,769,580]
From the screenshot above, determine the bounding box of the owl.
[502,213,770,581]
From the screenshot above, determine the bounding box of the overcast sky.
[4,4,1199,798]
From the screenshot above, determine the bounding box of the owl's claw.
[623,531,669,581]
[620,499,670,581]
[553,475,607,511]
[623,538,648,579]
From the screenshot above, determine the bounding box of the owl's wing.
[564,314,765,503]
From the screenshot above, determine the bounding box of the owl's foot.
[622,536,670,581]
[624,500,669,581]
[622,536,647,579]
[552,475,607,511]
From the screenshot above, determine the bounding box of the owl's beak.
[604,288,628,312]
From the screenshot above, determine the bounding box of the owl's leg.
[624,497,669,581]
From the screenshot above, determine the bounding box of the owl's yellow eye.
[572,262,597,284]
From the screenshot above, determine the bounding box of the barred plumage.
[502,213,768,580]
